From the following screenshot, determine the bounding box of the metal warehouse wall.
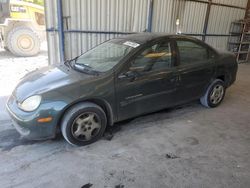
[45,0,60,63]
[45,0,248,63]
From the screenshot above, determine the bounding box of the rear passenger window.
[177,40,209,65]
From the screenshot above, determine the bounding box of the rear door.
[175,39,216,102]
[115,39,179,121]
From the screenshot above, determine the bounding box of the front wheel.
[61,102,107,146]
[200,79,226,108]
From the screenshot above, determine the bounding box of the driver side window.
[130,41,172,72]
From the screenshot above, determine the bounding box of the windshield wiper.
[64,56,99,75]
[64,60,71,68]
[74,63,100,75]
[63,55,80,68]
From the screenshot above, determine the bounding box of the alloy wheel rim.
[71,112,101,141]
[210,84,224,104]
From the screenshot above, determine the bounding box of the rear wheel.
[61,102,107,146]
[200,79,226,108]
[7,26,40,57]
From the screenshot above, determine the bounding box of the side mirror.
[118,71,137,80]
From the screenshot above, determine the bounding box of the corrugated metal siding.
[45,0,248,63]
[207,5,246,34]
[63,0,149,59]
[152,0,207,34]
[213,0,247,8]
[44,0,60,63]
[205,4,246,49]
[152,0,175,33]
[181,1,207,34]
[205,36,228,49]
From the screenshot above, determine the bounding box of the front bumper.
[6,95,58,140]
[11,118,31,137]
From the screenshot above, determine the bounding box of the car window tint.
[177,40,209,65]
[130,41,172,72]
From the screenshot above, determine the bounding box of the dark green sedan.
[6,33,238,146]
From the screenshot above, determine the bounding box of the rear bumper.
[6,95,57,140]
[227,64,238,87]
[229,58,238,86]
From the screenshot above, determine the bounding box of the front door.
[115,39,179,121]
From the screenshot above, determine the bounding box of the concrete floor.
[0,51,250,187]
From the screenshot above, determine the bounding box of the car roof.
[116,33,194,44]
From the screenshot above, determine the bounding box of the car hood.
[13,64,92,102]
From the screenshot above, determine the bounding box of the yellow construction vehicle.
[0,0,45,56]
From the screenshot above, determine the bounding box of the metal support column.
[147,0,154,32]
[202,0,212,41]
[57,0,65,62]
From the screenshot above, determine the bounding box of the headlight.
[18,95,42,112]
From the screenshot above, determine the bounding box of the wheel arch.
[216,75,225,82]
[215,62,232,87]
[215,72,231,87]
[57,98,115,132]
[202,73,226,98]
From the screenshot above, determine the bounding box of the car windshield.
[75,39,137,72]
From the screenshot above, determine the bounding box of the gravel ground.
[0,47,250,188]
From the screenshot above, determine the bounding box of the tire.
[6,26,40,57]
[200,79,226,108]
[61,102,107,146]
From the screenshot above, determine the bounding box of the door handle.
[118,74,127,79]
[170,76,180,83]
[178,75,181,81]
[170,78,176,82]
